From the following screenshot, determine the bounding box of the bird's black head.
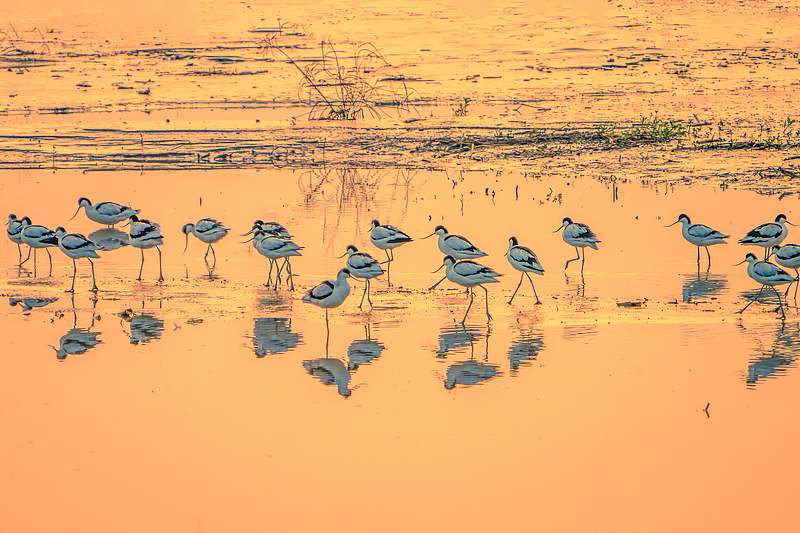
[562,217,573,225]
[434,225,447,233]
[509,236,519,246]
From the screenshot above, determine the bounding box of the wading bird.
[55,227,102,292]
[182,218,228,263]
[554,217,600,272]
[369,219,413,264]
[666,214,729,267]
[303,268,352,342]
[247,228,303,289]
[432,255,501,323]
[6,214,30,264]
[735,253,797,319]
[71,197,139,227]
[506,236,544,304]
[772,244,800,298]
[128,215,164,282]
[339,245,384,309]
[20,222,59,269]
[739,214,792,260]
[425,225,487,290]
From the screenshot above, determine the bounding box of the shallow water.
[3,166,800,532]
[3,0,800,531]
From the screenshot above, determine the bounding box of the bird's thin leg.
[325,309,330,349]
[16,243,21,263]
[580,247,586,273]
[508,272,524,304]
[366,279,373,307]
[18,246,31,266]
[795,269,799,300]
[89,258,98,291]
[204,245,210,260]
[564,247,581,270]
[482,284,492,322]
[67,258,76,293]
[772,286,786,319]
[137,248,144,281]
[461,288,474,324]
[380,249,391,265]
[265,259,274,287]
[737,285,766,314]
[286,259,294,291]
[46,248,52,270]
[705,246,712,268]
[526,272,542,304]
[429,275,446,291]
[209,245,216,264]
[696,246,701,264]
[358,279,368,308]
[157,246,164,282]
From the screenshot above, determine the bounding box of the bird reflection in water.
[119,308,164,345]
[682,268,728,303]
[52,328,102,360]
[347,323,384,370]
[508,331,545,373]
[88,228,129,251]
[303,357,352,397]
[250,317,303,357]
[744,320,800,387]
[435,323,501,389]
[9,296,58,314]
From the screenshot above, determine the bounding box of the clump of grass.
[453,97,472,117]
[258,25,417,120]
[0,24,52,56]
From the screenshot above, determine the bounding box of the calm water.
[2,166,800,532]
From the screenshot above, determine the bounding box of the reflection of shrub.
[259,30,417,120]
[0,24,52,56]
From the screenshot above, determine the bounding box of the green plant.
[453,97,471,117]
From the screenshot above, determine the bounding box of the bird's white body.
[243,220,291,239]
[743,254,795,287]
[506,236,544,304]
[430,226,487,259]
[74,197,139,226]
[772,244,800,270]
[560,218,601,249]
[6,214,28,245]
[739,215,790,258]
[436,256,500,323]
[254,232,303,261]
[21,224,59,249]
[128,216,164,249]
[674,215,729,247]
[370,220,412,251]
[183,219,228,245]
[344,246,384,280]
[303,268,352,310]
[56,229,102,261]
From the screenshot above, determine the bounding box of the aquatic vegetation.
[259,26,418,120]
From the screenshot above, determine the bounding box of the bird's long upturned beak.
[335,251,348,259]
[183,234,189,254]
[69,206,81,221]
[664,220,680,228]
[551,225,564,233]
[431,263,445,274]
[733,259,747,266]
[240,228,255,236]
[422,232,435,239]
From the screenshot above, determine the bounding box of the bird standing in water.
[554,217,600,273]
[666,214,729,268]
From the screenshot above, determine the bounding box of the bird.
[182,218,228,263]
[369,219,413,264]
[70,197,139,227]
[431,255,501,323]
[302,358,352,397]
[20,222,59,269]
[339,244,384,308]
[128,215,164,282]
[739,214,793,260]
[55,227,102,292]
[665,214,729,267]
[735,253,797,319]
[302,268,352,335]
[554,217,600,272]
[506,236,544,304]
[6,214,30,264]
[241,220,291,239]
[425,225,487,290]
[249,228,303,289]
[772,244,800,298]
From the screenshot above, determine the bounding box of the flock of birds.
[4,198,800,322]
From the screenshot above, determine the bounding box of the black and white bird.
[425,225,487,290]
[339,245,384,309]
[55,227,102,292]
[71,197,139,227]
[20,222,59,269]
[506,236,544,304]
[554,217,600,272]
[250,228,303,289]
[666,214,729,266]
[431,255,501,323]
[735,253,797,319]
[772,244,800,298]
[369,219,412,264]
[182,218,228,263]
[302,268,352,324]
[6,214,32,264]
[739,214,793,260]
[241,219,291,239]
[128,215,164,282]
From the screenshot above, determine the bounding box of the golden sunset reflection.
[3,0,800,531]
